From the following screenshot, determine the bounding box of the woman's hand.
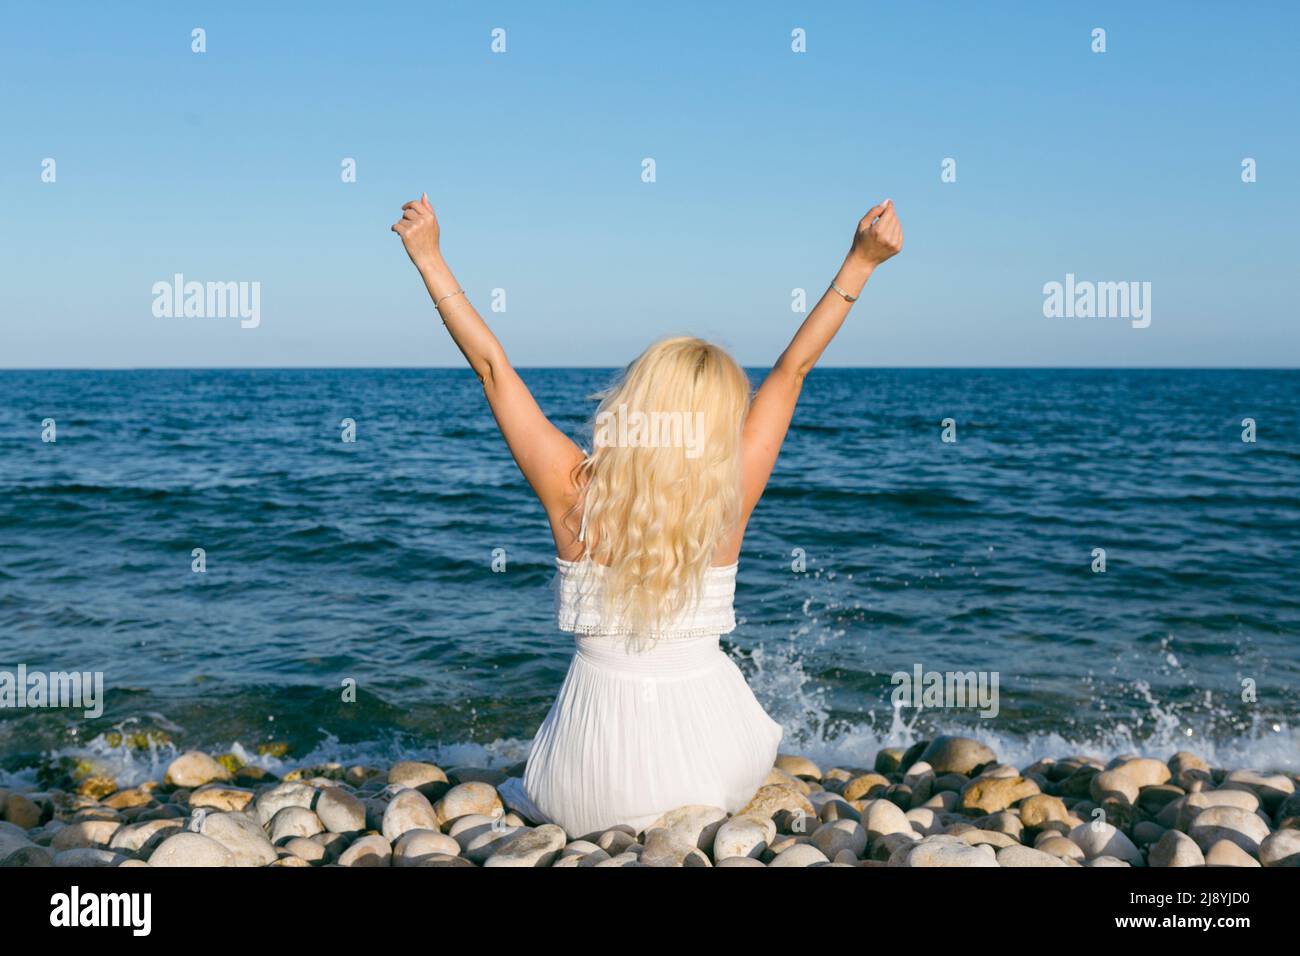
[849,199,904,268]
[391,193,442,270]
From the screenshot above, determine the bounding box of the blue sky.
[3,1,1297,368]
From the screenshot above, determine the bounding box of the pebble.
[197,811,278,867]
[737,784,815,822]
[1259,829,1300,867]
[50,848,131,867]
[483,824,567,867]
[842,773,890,801]
[463,825,522,863]
[108,819,183,855]
[1222,770,1294,812]
[1067,821,1143,864]
[775,754,822,780]
[862,798,915,841]
[434,782,503,826]
[388,761,450,798]
[2,793,42,829]
[1203,839,1261,867]
[713,814,775,861]
[314,786,366,834]
[996,844,1069,867]
[254,781,318,827]
[902,835,998,867]
[283,836,327,863]
[1173,788,1260,830]
[268,806,325,844]
[164,751,230,788]
[959,775,1039,814]
[919,736,997,776]
[391,828,460,866]
[189,784,255,812]
[1089,770,1139,806]
[149,832,235,867]
[338,834,393,867]
[1187,805,1271,855]
[811,819,867,859]
[3,744,1290,870]
[382,788,440,842]
[639,828,710,867]
[1148,829,1205,867]
[50,819,120,850]
[2,845,53,866]
[768,842,830,867]
[645,804,727,850]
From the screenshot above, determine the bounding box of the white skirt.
[499,633,783,839]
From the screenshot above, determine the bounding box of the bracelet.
[830,281,858,302]
[433,288,465,308]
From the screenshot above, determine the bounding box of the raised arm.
[392,195,586,520]
[740,200,904,518]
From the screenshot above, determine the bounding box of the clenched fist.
[850,199,904,268]
[392,193,441,269]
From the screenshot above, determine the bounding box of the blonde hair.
[570,336,750,636]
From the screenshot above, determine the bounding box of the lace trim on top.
[552,557,738,639]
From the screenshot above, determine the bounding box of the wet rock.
[919,736,997,776]
[164,751,230,788]
[959,776,1039,814]
[189,784,255,812]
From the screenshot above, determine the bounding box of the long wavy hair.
[569,336,751,636]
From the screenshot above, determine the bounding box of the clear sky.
[3,1,1297,368]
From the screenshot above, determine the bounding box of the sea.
[1,368,1297,787]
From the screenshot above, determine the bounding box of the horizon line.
[1,365,1296,373]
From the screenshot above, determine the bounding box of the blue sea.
[1,368,1297,785]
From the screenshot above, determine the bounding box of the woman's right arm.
[739,200,904,518]
[392,195,586,519]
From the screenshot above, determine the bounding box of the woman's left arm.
[393,195,585,517]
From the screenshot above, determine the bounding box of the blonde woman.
[392,193,904,838]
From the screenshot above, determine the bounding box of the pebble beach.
[1,736,1297,868]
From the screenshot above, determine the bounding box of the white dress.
[498,557,784,839]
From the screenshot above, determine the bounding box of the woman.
[392,194,903,838]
